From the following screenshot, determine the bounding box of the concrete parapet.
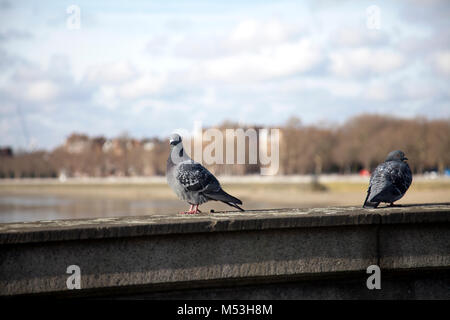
[1,204,449,299]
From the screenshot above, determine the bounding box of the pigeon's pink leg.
[180,204,194,214]
[180,204,203,214]
[193,204,202,214]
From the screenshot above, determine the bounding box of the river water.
[0,195,185,223]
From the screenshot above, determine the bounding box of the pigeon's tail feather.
[222,201,245,212]
[206,189,244,211]
[363,187,380,208]
[363,201,380,208]
[206,189,242,204]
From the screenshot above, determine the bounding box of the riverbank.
[0,175,449,223]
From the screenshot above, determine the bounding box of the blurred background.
[0,0,449,222]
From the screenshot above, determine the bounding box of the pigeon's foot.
[180,204,195,214]
[388,203,402,207]
[179,204,201,214]
[180,210,199,214]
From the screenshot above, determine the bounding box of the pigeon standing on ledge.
[363,150,412,208]
[166,133,244,214]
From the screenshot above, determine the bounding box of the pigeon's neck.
[168,143,190,167]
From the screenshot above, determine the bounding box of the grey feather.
[364,150,412,208]
[166,133,244,211]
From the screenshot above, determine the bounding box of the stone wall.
[0,204,449,299]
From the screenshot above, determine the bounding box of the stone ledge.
[0,204,449,298]
[0,203,449,244]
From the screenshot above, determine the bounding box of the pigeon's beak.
[403,157,408,161]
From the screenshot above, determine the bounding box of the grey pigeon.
[363,150,412,208]
[166,133,244,214]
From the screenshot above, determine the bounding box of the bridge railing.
[1,204,449,299]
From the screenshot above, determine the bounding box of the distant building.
[58,169,67,182]
[102,139,113,153]
[91,137,106,152]
[0,147,13,157]
[64,134,90,154]
[141,138,157,151]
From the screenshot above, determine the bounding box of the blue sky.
[0,0,449,150]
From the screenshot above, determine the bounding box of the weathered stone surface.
[0,204,448,244]
[125,270,450,300]
[0,203,449,298]
[380,224,450,269]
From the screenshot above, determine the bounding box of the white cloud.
[173,18,303,60]
[1,1,449,150]
[93,85,119,110]
[84,61,137,84]
[203,39,322,82]
[3,72,62,103]
[364,83,392,101]
[333,27,389,47]
[328,82,363,98]
[25,80,60,102]
[90,72,169,109]
[118,73,167,99]
[432,51,450,76]
[329,48,405,77]
[401,81,437,100]
[228,19,291,49]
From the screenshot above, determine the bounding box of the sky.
[0,0,449,150]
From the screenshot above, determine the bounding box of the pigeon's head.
[169,133,182,147]
[385,150,408,162]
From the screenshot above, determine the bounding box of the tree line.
[0,114,448,178]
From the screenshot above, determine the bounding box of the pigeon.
[166,133,244,214]
[363,150,412,208]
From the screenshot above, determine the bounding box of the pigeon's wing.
[388,162,412,195]
[176,162,221,194]
[367,164,392,202]
[176,162,243,210]
[368,161,411,202]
